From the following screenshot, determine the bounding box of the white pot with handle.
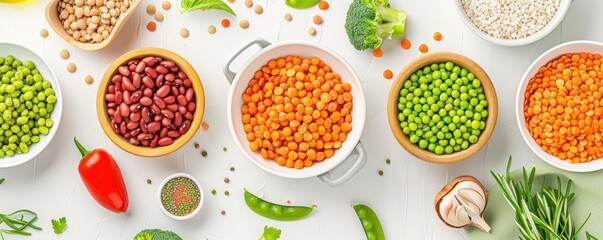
[224,39,367,185]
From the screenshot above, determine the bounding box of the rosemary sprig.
[491,156,596,240]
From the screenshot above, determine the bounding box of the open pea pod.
[244,189,316,221]
[285,0,320,9]
[353,204,385,240]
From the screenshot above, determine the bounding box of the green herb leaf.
[587,232,599,240]
[180,0,236,16]
[0,178,4,185]
[51,217,67,234]
[258,225,281,240]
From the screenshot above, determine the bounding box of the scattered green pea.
[397,62,487,155]
[244,189,316,221]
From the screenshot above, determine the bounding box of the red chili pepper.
[74,137,129,214]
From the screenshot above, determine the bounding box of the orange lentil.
[383,69,393,79]
[313,15,323,25]
[524,52,603,163]
[401,39,411,49]
[202,122,209,130]
[318,1,329,10]
[372,48,383,58]
[433,32,443,41]
[241,55,353,169]
[146,21,157,32]
[419,44,429,53]
[221,19,231,28]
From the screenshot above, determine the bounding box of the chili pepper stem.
[73,137,91,157]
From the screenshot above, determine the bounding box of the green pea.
[32,135,40,143]
[39,126,49,135]
[244,189,315,221]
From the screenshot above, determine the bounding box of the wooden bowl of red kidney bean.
[97,48,205,157]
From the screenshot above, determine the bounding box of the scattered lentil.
[154,12,164,22]
[378,170,384,176]
[67,62,77,73]
[60,49,70,59]
[223,147,228,152]
[224,178,230,183]
[462,0,560,40]
[39,29,49,38]
[224,190,230,196]
[244,0,252,8]
[201,150,208,157]
[146,21,157,32]
[239,19,249,29]
[308,27,316,35]
[318,1,329,10]
[202,122,209,130]
[211,189,217,195]
[419,44,429,53]
[194,143,200,148]
[284,13,292,21]
[254,5,263,14]
[372,49,382,58]
[312,15,322,25]
[180,28,189,38]
[386,159,391,164]
[221,210,226,215]
[286,200,291,204]
[160,177,201,216]
[146,4,156,14]
[401,39,411,49]
[161,0,171,10]
[433,32,443,41]
[84,75,94,84]
[383,69,393,79]
[208,25,217,34]
[221,19,230,28]
[229,166,235,171]
[147,179,152,184]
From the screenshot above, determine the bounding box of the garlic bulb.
[434,176,491,232]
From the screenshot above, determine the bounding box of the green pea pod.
[244,189,316,221]
[353,204,385,240]
[285,0,320,9]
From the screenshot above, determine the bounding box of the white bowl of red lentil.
[516,40,603,172]
[223,40,367,185]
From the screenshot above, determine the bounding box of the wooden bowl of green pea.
[387,52,498,164]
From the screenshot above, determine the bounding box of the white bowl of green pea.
[0,43,62,168]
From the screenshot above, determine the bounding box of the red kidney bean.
[128,62,137,72]
[127,121,139,130]
[178,106,187,115]
[186,102,195,112]
[177,95,187,106]
[133,73,141,89]
[142,76,154,88]
[153,115,162,122]
[108,85,116,94]
[113,109,123,123]
[143,88,153,97]
[167,104,178,112]
[185,88,194,102]
[174,112,183,126]
[140,119,148,133]
[123,91,131,104]
[158,137,173,146]
[169,66,179,72]
[164,96,176,104]
[174,79,183,86]
[160,60,175,68]
[105,94,115,102]
[129,90,142,103]
[115,82,123,92]
[140,97,152,106]
[179,86,186,95]
[122,77,136,91]
[135,61,146,73]
[160,128,168,137]
[179,120,191,134]
[142,56,156,66]
[167,131,181,138]
[178,71,187,80]
[184,112,193,120]
[161,109,174,119]
[130,112,141,122]
[165,73,176,81]
[107,108,116,116]
[141,140,150,147]
[119,103,129,117]
[120,122,127,134]
[111,120,119,133]
[150,135,159,148]
[118,66,130,76]
[151,104,161,115]
[154,57,163,63]
[107,103,117,109]
[153,96,166,109]
[115,91,123,104]
[171,87,179,96]
[129,103,142,113]
[141,107,150,123]
[137,133,153,141]
[156,65,169,74]
[145,67,158,78]
[124,133,131,139]
[155,74,164,87]
[130,128,141,136]
[112,74,122,83]
[162,117,171,126]
[129,138,140,145]
[156,85,170,98]
[128,60,139,66]
[167,124,177,130]
[147,122,161,133]
[183,79,192,88]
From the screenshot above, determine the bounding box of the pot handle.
[318,141,367,186]
[223,39,272,84]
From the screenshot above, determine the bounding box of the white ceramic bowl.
[454,0,572,46]
[157,173,204,220]
[224,40,367,185]
[0,42,63,168]
[516,40,603,172]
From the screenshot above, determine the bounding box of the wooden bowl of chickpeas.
[45,0,141,51]
[224,40,367,185]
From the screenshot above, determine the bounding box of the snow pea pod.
[285,0,320,9]
[353,204,385,240]
[244,189,316,221]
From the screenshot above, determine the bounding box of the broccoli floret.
[133,229,182,240]
[345,0,406,50]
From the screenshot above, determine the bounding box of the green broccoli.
[134,229,182,240]
[345,0,406,50]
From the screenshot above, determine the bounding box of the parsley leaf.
[51,217,67,234]
[258,225,281,240]
[180,0,236,16]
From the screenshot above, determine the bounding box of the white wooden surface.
[1,0,602,239]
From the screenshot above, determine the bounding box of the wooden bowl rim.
[387,52,498,164]
[96,47,205,157]
[44,0,142,51]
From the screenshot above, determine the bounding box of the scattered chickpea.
[312,15,322,25]
[146,4,156,14]
[180,28,189,38]
[84,75,94,85]
[67,63,77,73]
[39,29,49,38]
[244,0,252,8]
[239,19,249,29]
[161,0,171,10]
[154,12,164,22]
[208,25,217,34]
[60,49,70,59]
[284,13,292,21]
[307,27,316,36]
[254,5,263,14]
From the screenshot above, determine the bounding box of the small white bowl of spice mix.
[454,0,572,46]
[157,173,204,220]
